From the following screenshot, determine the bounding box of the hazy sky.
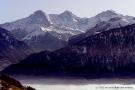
[0,0,135,23]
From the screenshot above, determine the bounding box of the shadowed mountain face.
[0,27,33,71]
[24,32,67,52]
[3,24,135,77]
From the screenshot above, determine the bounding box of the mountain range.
[2,10,135,77]
[1,10,135,52]
[3,24,135,77]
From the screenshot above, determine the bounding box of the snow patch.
[122,18,129,23]
[41,27,53,32]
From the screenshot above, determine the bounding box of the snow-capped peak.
[32,10,45,17]
[60,10,78,19]
[95,10,122,21]
[28,10,52,26]
[96,10,119,17]
[61,10,73,16]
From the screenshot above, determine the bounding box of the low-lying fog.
[15,76,135,90]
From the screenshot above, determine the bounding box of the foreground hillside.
[0,74,36,90]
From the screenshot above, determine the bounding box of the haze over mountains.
[2,10,135,76]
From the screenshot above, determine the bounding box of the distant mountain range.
[0,27,33,71]
[3,24,135,77]
[1,10,135,52]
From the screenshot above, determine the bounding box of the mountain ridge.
[0,27,33,71]
[1,10,135,52]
